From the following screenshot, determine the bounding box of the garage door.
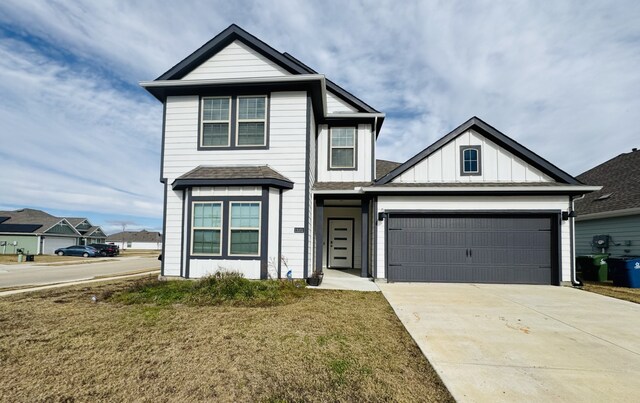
[387,214,558,285]
[42,237,77,254]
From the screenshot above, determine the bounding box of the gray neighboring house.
[106,230,163,250]
[575,149,640,256]
[0,209,80,254]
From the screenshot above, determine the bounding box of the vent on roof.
[595,193,613,201]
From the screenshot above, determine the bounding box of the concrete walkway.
[310,268,380,291]
[379,283,640,402]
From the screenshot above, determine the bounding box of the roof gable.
[377,117,579,185]
[155,24,378,113]
[575,149,640,215]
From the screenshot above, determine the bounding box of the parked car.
[54,245,100,258]
[89,243,119,257]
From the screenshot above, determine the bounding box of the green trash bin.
[576,254,609,282]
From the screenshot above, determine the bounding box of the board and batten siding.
[162,91,308,277]
[576,215,640,256]
[375,195,572,282]
[182,40,289,80]
[393,129,554,183]
[317,124,373,182]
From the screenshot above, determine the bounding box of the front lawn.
[0,275,452,402]
[582,281,640,304]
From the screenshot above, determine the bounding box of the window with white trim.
[236,96,267,146]
[330,127,356,169]
[460,145,481,175]
[229,202,260,256]
[192,202,222,255]
[201,97,231,147]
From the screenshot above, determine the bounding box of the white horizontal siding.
[317,124,373,182]
[163,91,308,278]
[376,195,572,282]
[393,129,554,183]
[268,188,281,278]
[191,186,262,197]
[163,188,184,276]
[326,91,357,113]
[182,40,289,80]
[189,259,261,279]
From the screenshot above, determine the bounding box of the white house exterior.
[142,25,598,285]
[106,230,162,250]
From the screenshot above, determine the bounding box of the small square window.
[460,146,482,176]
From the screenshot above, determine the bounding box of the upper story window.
[201,97,231,147]
[199,95,268,150]
[237,96,267,146]
[329,127,356,169]
[460,145,481,176]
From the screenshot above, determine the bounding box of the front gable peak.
[377,117,579,185]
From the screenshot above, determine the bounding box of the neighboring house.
[65,217,107,245]
[0,209,80,254]
[106,230,163,250]
[141,24,597,285]
[574,149,640,256]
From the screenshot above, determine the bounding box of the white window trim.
[191,201,223,256]
[462,147,480,174]
[235,95,267,147]
[228,201,261,257]
[329,127,356,169]
[200,96,231,148]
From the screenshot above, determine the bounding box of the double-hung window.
[192,202,222,255]
[237,96,267,146]
[201,97,231,147]
[460,146,481,175]
[229,202,261,256]
[330,127,356,169]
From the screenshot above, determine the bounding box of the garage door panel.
[387,215,556,285]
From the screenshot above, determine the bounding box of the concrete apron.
[309,268,380,292]
[379,283,640,403]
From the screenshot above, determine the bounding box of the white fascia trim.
[361,185,602,193]
[312,189,364,195]
[325,112,386,119]
[140,74,326,88]
[576,207,640,221]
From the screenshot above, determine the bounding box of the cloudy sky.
[0,1,638,234]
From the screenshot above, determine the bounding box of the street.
[0,256,160,289]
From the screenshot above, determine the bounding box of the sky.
[0,1,638,235]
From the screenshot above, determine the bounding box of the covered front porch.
[313,195,375,279]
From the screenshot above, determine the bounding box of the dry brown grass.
[118,249,161,257]
[0,254,82,264]
[582,281,640,304]
[0,276,452,402]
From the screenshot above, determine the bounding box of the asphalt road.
[0,256,160,289]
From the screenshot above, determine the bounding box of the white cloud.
[0,0,638,228]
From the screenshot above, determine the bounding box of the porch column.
[314,198,324,274]
[361,198,369,278]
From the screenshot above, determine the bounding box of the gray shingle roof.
[106,230,162,243]
[575,149,640,215]
[173,165,294,189]
[372,182,571,188]
[376,159,401,180]
[314,182,372,191]
[0,208,62,233]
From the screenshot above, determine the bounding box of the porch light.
[378,212,385,221]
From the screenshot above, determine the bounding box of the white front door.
[328,219,353,268]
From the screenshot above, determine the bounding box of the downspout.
[570,194,586,286]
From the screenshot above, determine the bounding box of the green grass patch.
[109,271,308,307]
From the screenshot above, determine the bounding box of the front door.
[328,219,353,268]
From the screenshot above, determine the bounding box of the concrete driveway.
[378,283,640,402]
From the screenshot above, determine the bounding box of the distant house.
[575,149,640,256]
[0,209,80,254]
[64,217,107,245]
[106,230,162,250]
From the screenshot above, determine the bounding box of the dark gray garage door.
[387,214,558,285]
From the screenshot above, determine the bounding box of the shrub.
[110,271,307,307]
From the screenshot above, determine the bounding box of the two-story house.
[141,25,597,285]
